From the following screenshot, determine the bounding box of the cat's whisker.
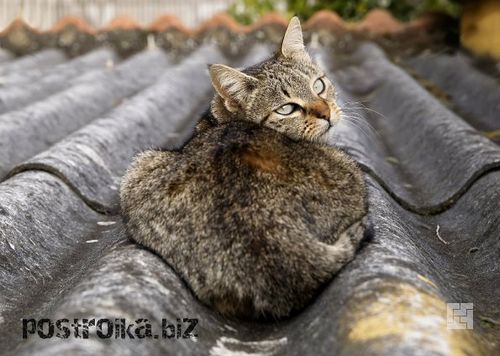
[341,118,373,142]
[346,115,379,136]
[358,106,387,120]
[343,113,381,139]
[341,100,387,120]
[340,104,383,138]
[340,114,381,144]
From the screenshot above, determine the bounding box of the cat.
[120,17,368,319]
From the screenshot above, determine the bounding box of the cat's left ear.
[280,16,310,60]
[209,64,258,113]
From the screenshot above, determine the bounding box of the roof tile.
[330,43,500,213]
[0,49,171,179]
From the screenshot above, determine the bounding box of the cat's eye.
[313,78,325,95]
[276,103,296,115]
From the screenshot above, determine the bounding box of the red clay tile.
[195,12,245,33]
[102,16,143,31]
[249,12,288,31]
[355,9,404,34]
[149,14,190,33]
[50,16,95,34]
[0,17,39,36]
[304,10,346,32]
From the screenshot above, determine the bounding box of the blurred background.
[1,0,461,30]
[0,0,235,29]
[0,0,498,59]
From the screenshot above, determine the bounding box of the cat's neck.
[195,95,248,135]
[194,97,228,135]
[210,95,243,124]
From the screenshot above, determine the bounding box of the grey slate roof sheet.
[0,49,173,179]
[330,43,500,213]
[405,52,500,134]
[0,48,13,63]
[0,20,499,356]
[0,49,67,76]
[0,48,118,113]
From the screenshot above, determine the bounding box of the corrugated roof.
[0,12,499,356]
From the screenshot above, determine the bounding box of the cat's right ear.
[279,16,310,60]
[209,64,258,113]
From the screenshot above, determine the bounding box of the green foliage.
[228,0,277,25]
[228,0,462,25]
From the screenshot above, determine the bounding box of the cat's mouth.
[321,107,342,136]
[309,119,332,142]
[320,119,333,134]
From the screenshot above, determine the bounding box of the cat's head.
[209,17,341,142]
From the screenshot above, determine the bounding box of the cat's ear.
[209,64,258,113]
[280,16,310,60]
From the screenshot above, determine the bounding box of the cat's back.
[121,119,366,242]
[191,120,363,195]
[120,119,368,318]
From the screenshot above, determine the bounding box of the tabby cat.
[120,17,368,319]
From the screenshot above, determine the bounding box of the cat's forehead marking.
[282,65,313,77]
[261,57,318,78]
[272,69,317,100]
[272,63,313,84]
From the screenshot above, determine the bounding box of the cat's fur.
[120,17,368,319]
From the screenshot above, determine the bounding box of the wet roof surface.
[0,12,499,356]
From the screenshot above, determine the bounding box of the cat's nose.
[308,100,330,121]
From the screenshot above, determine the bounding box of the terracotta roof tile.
[50,16,95,34]
[355,9,404,34]
[304,10,346,31]
[102,15,144,31]
[149,14,190,33]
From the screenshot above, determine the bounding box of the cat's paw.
[329,215,368,261]
[345,215,368,245]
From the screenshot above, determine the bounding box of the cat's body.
[120,17,368,319]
